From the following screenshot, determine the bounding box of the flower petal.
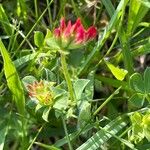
[63,20,72,38]
[86,26,97,41]
[75,25,85,44]
[60,17,66,32]
[54,28,61,37]
[71,18,81,32]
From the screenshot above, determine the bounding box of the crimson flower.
[53,18,97,50]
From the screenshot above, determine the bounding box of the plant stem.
[93,86,122,116]
[60,53,75,103]
[62,116,73,150]
[27,125,44,150]
[34,0,38,19]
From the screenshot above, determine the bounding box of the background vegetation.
[0,0,150,149]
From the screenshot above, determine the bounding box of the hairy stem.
[60,53,75,103]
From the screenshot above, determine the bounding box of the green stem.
[46,0,53,29]
[27,125,44,150]
[93,86,122,116]
[34,0,38,19]
[15,0,53,54]
[119,29,134,77]
[60,53,75,103]
[62,116,73,150]
[118,1,134,77]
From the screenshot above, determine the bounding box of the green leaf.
[42,68,56,82]
[130,112,143,125]
[53,92,68,111]
[73,79,90,100]
[76,116,129,150]
[127,0,149,36]
[85,71,95,100]
[46,37,60,51]
[0,127,7,150]
[144,127,150,141]
[42,106,51,122]
[138,0,150,8]
[17,0,27,20]
[44,29,52,42]
[132,39,150,57]
[35,103,43,112]
[105,61,128,81]
[130,112,144,143]
[0,39,25,115]
[34,31,44,47]
[78,101,91,128]
[143,113,150,141]
[144,67,150,93]
[130,73,145,93]
[0,4,12,35]
[129,93,145,108]
[13,52,38,68]
[101,0,115,17]
[26,99,38,109]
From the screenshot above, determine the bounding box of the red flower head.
[53,18,97,50]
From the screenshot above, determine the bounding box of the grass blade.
[76,116,128,150]
[0,4,12,35]
[78,0,128,75]
[0,127,7,150]
[101,0,115,17]
[127,0,149,36]
[0,39,25,115]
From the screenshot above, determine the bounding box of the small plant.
[0,0,149,150]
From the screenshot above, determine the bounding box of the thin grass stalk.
[34,0,38,19]
[62,116,73,150]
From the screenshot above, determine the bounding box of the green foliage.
[0,39,25,115]
[129,112,150,143]
[129,67,150,107]
[34,31,44,48]
[0,125,7,150]
[0,4,12,36]
[105,61,128,81]
[127,0,149,36]
[0,0,149,149]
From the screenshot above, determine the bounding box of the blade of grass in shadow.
[17,0,27,21]
[78,0,128,75]
[27,125,44,150]
[127,0,149,37]
[0,4,12,36]
[102,0,134,76]
[16,0,53,52]
[113,38,150,63]
[70,0,86,26]
[138,0,150,8]
[0,39,25,115]
[34,142,61,150]
[132,38,150,56]
[101,0,115,17]
[95,75,128,90]
[0,125,7,150]
[76,116,129,150]
[54,123,96,147]
[0,4,18,51]
[46,0,53,29]
[119,28,134,76]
